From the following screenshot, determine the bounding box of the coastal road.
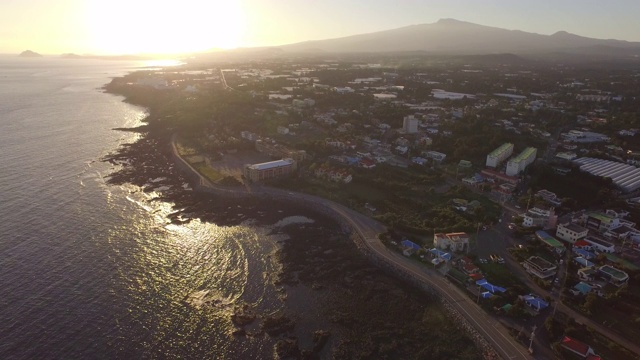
[317,201,534,360]
[232,185,533,360]
[171,136,533,359]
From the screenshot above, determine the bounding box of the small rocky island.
[19,50,43,58]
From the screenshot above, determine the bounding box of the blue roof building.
[521,295,549,311]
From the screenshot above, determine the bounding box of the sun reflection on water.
[105,185,283,358]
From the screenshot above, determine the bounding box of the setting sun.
[86,0,245,54]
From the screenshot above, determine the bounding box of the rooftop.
[509,147,537,163]
[587,212,614,223]
[488,143,514,158]
[561,336,593,357]
[585,237,614,248]
[535,230,564,248]
[526,256,556,270]
[561,222,588,233]
[599,265,628,280]
[247,158,295,171]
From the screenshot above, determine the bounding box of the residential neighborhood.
[108,56,640,360]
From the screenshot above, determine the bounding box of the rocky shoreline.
[102,93,484,359]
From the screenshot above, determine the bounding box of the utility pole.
[528,325,537,354]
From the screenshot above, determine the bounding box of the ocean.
[0,57,292,359]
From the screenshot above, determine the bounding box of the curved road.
[171,136,533,359]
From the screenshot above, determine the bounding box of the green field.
[194,163,224,182]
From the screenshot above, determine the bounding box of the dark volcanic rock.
[262,315,295,337]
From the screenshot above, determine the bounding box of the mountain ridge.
[276,19,640,57]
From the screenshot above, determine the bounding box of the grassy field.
[478,263,523,288]
[194,163,224,183]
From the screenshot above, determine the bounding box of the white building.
[425,151,446,163]
[403,115,419,134]
[243,158,296,182]
[584,237,615,253]
[556,223,588,243]
[522,208,557,229]
[522,256,557,280]
[434,232,469,252]
[333,87,354,94]
[599,265,629,287]
[506,147,537,176]
[486,143,514,168]
[431,89,476,100]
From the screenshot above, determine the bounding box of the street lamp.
[528,325,536,354]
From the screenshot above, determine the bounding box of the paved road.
[171,137,533,359]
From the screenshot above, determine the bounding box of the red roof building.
[560,336,596,358]
[574,239,592,249]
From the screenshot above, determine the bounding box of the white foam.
[272,216,315,228]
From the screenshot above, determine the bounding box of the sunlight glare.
[87,0,245,54]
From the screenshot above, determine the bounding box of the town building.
[401,239,422,257]
[402,115,419,134]
[522,207,557,229]
[573,157,640,193]
[520,294,549,312]
[431,89,475,100]
[277,126,289,135]
[598,265,629,287]
[584,237,615,253]
[555,152,577,161]
[535,230,566,255]
[240,131,259,142]
[577,267,597,281]
[562,130,610,143]
[505,147,537,176]
[425,151,447,163]
[480,168,519,184]
[486,143,514,168]
[522,256,557,279]
[434,232,469,252]
[560,337,599,359]
[584,212,621,232]
[556,222,589,243]
[535,189,562,206]
[255,140,307,162]
[243,158,297,182]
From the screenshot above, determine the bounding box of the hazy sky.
[2,0,639,55]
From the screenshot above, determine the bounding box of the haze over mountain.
[278,19,640,57]
[18,50,43,58]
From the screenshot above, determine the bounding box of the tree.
[544,315,559,340]
[582,293,598,315]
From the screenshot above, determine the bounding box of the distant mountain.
[61,53,83,59]
[278,19,640,58]
[19,50,43,58]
